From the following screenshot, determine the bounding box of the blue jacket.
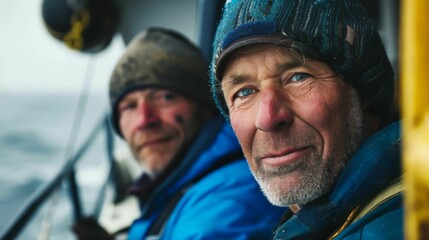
[128,117,284,239]
[274,121,403,240]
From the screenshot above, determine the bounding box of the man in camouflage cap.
[210,0,402,239]
[75,27,283,239]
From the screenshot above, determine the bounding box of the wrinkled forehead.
[215,34,322,78]
[217,42,322,83]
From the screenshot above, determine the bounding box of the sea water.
[0,92,112,239]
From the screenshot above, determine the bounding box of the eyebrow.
[222,58,304,87]
[222,74,251,89]
[275,59,304,73]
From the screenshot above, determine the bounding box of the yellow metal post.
[401,0,429,239]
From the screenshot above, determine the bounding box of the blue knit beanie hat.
[211,0,394,120]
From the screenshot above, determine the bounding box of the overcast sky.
[0,0,125,95]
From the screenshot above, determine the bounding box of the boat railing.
[0,113,116,240]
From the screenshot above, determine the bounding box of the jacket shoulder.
[335,191,404,239]
[162,159,284,239]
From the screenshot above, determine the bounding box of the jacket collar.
[274,121,402,239]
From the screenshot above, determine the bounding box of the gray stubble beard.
[252,88,364,207]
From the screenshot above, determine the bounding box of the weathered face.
[221,45,365,208]
[118,88,204,176]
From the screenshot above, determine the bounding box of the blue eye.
[236,88,256,98]
[118,102,136,113]
[290,73,310,82]
[161,92,177,101]
[152,90,180,107]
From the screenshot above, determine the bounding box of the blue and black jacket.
[128,117,284,239]
[274,121,403,240]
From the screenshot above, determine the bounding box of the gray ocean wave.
[0,93,110,239]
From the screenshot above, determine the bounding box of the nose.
[136,100,160,129]
[255,86,293,132]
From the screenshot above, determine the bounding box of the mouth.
[260,146,311,167]
[137,136,172,151]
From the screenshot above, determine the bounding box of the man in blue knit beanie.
[210,0,403,239]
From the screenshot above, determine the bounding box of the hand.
[72,217,113,240]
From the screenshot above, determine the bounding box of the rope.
[37,190,60,240]
[37,55,97,239]
[64,56,97,163]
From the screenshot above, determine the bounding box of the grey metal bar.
[0,115,107,240]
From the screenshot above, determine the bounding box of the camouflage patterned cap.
[210,0,394,121]
[110,27,216,137]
